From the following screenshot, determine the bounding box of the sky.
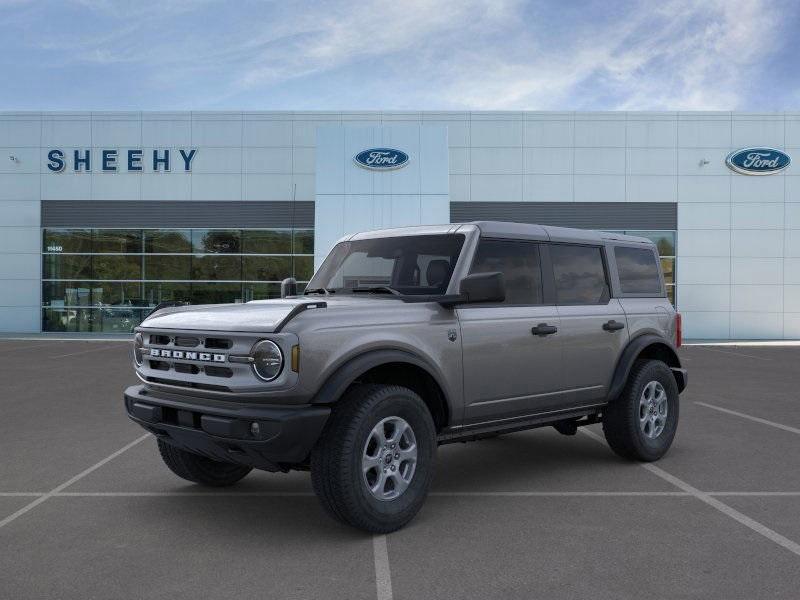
[1,0,798,111]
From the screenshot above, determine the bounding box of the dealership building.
[0,110,798,339]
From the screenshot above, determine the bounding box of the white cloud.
[429,0,786,110]
[2,0,793,109]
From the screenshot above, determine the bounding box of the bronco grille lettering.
[148,348,226,363]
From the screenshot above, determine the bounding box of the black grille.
[205,338,233,350]
[204,366,233,378]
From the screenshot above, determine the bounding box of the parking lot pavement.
[1,341,799,600]
[388,496,800,600]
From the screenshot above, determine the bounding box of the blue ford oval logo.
[354,148,409,170]
[726,147,790,175]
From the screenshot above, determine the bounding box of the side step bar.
[437,405,604,445]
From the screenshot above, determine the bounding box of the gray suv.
[125,221,687,532]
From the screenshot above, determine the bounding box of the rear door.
[457,239,565,425]
[548,243,628,406]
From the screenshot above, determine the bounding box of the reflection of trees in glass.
[93,230,142,253]
[243,257,291,281]
[293,229,314,254]
[92,255,143,280]
[43,229,92,253]
[242,230,291,254]
[199,230,240,253]
[191,256,242,280]
[145,230,192,253]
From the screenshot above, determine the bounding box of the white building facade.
[1,110,798,339]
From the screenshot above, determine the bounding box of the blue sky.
[1,0,798,111]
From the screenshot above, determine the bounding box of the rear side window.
[614,246,663,295]
[470,239,543,305]
[550,244,608,304]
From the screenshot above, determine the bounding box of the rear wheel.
[602,359,679,461]
[311,384,436,533]
[157,439,252,486]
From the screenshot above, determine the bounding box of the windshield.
[308,234,465,295]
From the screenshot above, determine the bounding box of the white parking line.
[431,491,689,497]
[580,429,800,557]
[48,344,126,359]
[373,534,393,600]
[54,491,316,497]
[695,402,800,436]
[0,433,149,530]
[3,490,800,498]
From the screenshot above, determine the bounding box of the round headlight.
[251,340,284,382]
[133,332,144,367]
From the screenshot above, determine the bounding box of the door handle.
[532,323,558,336]
[602,320,625,332]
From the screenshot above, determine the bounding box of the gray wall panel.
[41,201,315,228]
[450,202,677,230]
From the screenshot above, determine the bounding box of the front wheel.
[311,384,437,533]
[602,359,679,462]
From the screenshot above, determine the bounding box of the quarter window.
[615,246,663,295]
[469,240,543,305]
[550,244,608,305]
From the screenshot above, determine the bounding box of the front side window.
[550,244,608,305]
[469,239,542,305]
[614,246,663,295]
[309,235,465,295]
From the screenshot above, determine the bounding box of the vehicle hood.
[138,296,408,333]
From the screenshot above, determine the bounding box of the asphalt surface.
[1,341,799,599]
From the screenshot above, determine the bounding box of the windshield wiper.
[351,286,401,295]
[304,287,335,295]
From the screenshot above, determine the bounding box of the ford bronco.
[125,221,687,532]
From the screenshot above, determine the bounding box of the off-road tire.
[157,439,252,486]
[602,359,679,462]
[311,384,437,533]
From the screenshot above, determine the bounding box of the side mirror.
[280,277,298,298]
[458,272,505,304]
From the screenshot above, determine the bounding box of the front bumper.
[124,384,330,471]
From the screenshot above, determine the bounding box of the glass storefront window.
[293,229,314,254]
[93,230,142,253]
[242,230,292,254]
[92,255,143,280]
[660,258,675,285]
[144,255,192,280]
[43,254,92,279]
[243,256,292,281]
[190,282,243,305]
[144,230,192,253]
[192,255,243,280]
[42,227,315,331]
[293,256,314,280]
[143,282,192,305]
[243,282,282,301]
[43,229,92,253]
[192,229,241,253]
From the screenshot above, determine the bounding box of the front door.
[457,239,565,426]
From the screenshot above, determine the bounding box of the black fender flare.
[606,334,686,402]
[310,348,451,409]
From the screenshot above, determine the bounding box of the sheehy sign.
[46,148,197,172]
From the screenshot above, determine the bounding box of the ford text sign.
[354,148,409,170]
[726,147,790,175]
